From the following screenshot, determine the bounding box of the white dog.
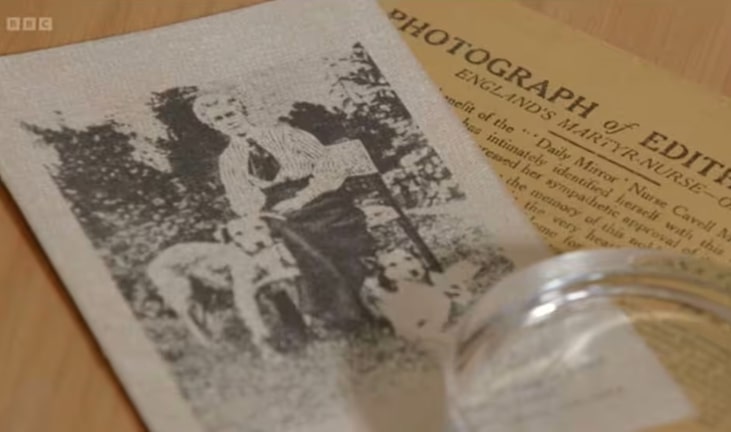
[223,216,274,255]
[378,248,429,282]
[360,248,480,344]
[146,217,297,353]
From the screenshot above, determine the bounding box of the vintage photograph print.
[20,42,514,431]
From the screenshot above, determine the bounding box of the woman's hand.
[271,194,309,214]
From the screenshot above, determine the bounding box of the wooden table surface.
[1,0,730,431]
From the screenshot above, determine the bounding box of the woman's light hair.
[192,85,249,126]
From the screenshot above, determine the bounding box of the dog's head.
[377,248,427,282]
[223,217,273,255]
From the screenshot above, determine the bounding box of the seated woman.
[192,89,377,335]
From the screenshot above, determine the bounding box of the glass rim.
[444,248,731,431]
[458,248,731,342]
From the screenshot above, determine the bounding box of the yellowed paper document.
[381,1,731,430]
[383,1,731,263]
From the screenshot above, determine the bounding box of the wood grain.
[1,1,730,431]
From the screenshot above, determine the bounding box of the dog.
[146,217,296,353]
[360,248,480,344]
[378,248,428,282]
[221,216,275,255]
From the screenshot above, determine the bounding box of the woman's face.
[195,95,252,137]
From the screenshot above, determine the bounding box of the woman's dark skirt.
[264,180,376,334]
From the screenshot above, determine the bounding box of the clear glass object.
[445,248,731,432]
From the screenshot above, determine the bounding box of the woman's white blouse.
[218,124,341,216]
